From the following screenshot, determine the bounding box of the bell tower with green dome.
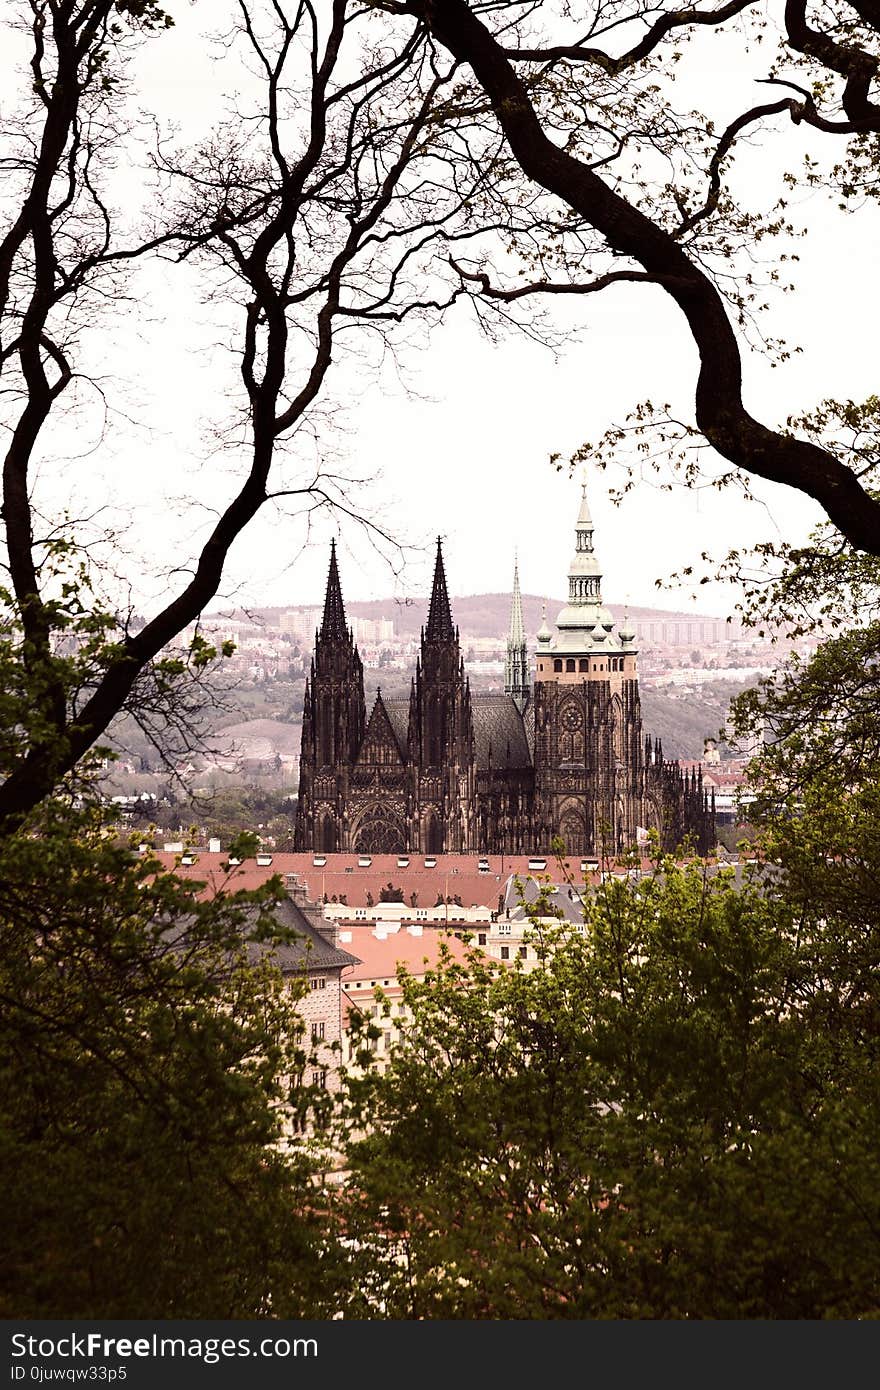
[532,475,644,855]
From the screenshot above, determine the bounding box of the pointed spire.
[320,539,348,642]
[577,465,594,530]
[425,537,455,642]
[505,551,530,711]
[508,552,525,646]
[562,469,603,620]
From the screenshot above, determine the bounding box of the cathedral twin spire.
[306,537,364,772]
[318,480,595,693]
[320,538,349,642]
[319,535,457,649]
[424,537,456,643]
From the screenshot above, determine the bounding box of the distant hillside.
[216,594,728,641]
[639,684,744,760]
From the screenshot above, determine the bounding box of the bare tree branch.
[403,0,880,556]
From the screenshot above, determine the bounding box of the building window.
[312,1021,326,1041]
[500,946,510,960]
[566,658,575,672]
[312,1069,327,1088]
[579,658,588,672]
[478,932,487,946]
[519,946,528,959]
[384,1031,392,1050]
[498,922,511,935]
[310,976,327,991]
[554,659,562,672]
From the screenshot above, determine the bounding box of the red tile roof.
[339,927,470,983]
[149,851,595,908]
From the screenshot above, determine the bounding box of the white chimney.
[209,838,221,853]
[339,930,352,944]
[374,926,388,940]
[407,923,423,937]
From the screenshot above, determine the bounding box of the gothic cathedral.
[293,483,712,856]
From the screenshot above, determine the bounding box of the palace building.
[293,483,712,856]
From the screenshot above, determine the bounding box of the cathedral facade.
[293,485,712,856]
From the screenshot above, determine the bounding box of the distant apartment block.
[620,613,743,646]
[352,616,394,644]
[279,610,394,646]
[280,608,322,642]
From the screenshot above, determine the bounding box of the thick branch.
[407,0,880,556]
[784,0,880,125]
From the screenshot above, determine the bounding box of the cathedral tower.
[291,494,712,857]
[293,541,366,851]
[532,477,642,855]
[407,539,476,851]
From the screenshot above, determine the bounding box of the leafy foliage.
[0,800,337,1317]
[339,860,880,1318]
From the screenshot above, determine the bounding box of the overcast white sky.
[12,4,878,624]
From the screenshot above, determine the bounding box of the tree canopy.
[0,801,339,1317]
[339,857,880,1318]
